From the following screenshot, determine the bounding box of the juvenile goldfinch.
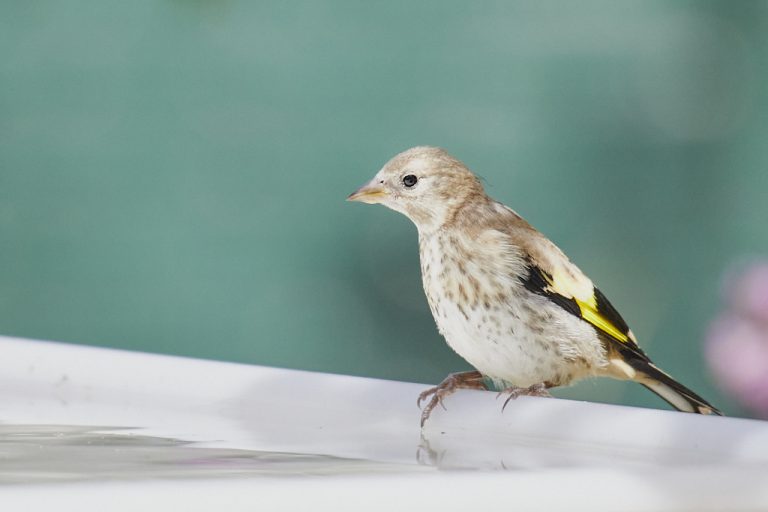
[349,146,722,426]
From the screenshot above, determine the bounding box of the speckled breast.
[417,229,601,388]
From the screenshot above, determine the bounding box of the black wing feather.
[519,262,648,358]
[593,287,631,339]
[519,263,581,318]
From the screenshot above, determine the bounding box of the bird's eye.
[402,174,418,188]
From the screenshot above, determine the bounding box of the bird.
[348,146,722,426]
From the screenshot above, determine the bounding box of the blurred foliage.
[1,1,766,416]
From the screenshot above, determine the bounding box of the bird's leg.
[497,382,552,411]
[418,371,488,427]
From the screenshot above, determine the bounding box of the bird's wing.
[485,209,644,355]
[519,259,645,354]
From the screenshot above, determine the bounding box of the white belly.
[418,231,607,388]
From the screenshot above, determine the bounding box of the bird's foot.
[418,371,488,427]
[497,382,552,411]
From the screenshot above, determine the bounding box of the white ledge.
[1,335,767,511]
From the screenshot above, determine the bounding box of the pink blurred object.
[727,263,768,324]
[706,261,768,418]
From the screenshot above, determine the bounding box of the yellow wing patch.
[541,267,631,344]
[575,297,630,343]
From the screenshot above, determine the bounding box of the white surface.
[1,335,767,510]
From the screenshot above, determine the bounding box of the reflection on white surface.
[1,335,768,510]
[0,425,426,484]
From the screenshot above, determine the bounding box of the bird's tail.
[629,358,723,416]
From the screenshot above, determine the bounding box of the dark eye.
[402,174,418,188]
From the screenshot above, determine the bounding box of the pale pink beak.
[347,180,388,204]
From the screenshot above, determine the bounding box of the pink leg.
[417,371,488,427]
[497,382,552,411]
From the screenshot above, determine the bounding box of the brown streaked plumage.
[349,146,721,426]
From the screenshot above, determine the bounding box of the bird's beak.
[347,180,388,204]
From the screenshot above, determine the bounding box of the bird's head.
[347,146,485,232]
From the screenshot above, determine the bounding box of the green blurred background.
[2,1,766,416]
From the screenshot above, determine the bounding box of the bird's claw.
[418,386,450,428]
[417,371,488,427]
[497,382,552,411]
[416,387,437,408]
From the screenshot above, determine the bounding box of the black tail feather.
[628,357,722,416]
